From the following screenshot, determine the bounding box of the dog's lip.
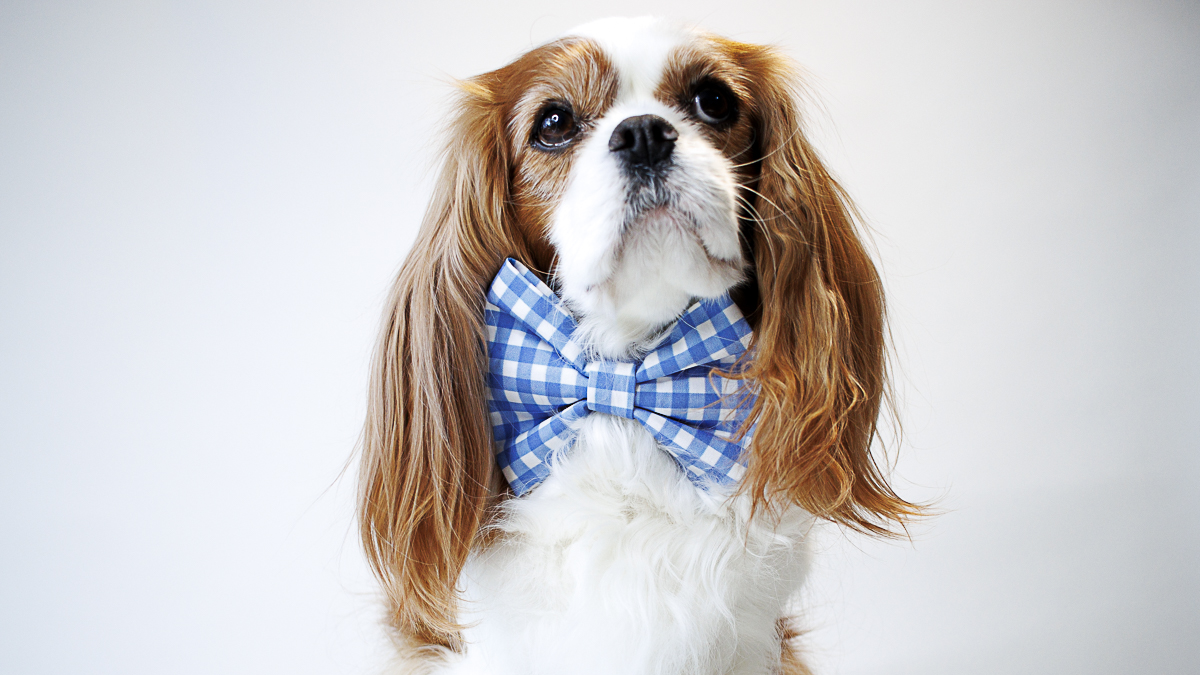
[646,206,743,267]
[574,208,742,294]
[703,247,744,268]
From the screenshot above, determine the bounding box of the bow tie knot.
[485,259,757,495]
[585,361,637,418]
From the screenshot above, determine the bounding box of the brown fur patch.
[507,39,618,275]
[357,37,615,648]
[653,39,760,177]
[777,616,815,675]
[702,37,924,535]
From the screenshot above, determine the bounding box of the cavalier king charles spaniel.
[358,16,918,675]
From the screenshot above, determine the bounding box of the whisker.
[723,129,761,168]
[505,197,559,208]
[732,195,782,267]
[721,134,757,165]
[735,183,797,228]
[727,125,805,170]
[734,193,787,225]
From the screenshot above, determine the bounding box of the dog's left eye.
[692,84,736,126]
[533,106,578,149]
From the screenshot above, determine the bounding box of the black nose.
[608,115,677,169]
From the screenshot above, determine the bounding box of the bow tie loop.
[485,259,756,496]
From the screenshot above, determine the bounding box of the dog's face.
[360,17,918,646]
[501,18,764,352]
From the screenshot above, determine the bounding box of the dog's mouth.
[623,201,743,261]
[623,172,675,210]
[573,203,743,301]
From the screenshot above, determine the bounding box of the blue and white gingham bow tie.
[485,258,756,496]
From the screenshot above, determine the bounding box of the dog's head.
[359,17,918,646]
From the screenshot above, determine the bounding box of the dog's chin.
[559,207,745,359]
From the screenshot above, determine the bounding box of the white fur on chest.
[445,417,812,675]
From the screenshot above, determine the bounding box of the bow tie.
[485,258,756,496]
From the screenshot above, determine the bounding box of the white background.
[2,1,1197,673]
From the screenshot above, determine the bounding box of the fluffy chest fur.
[453,416,812,675]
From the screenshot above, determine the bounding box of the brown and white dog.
[358,16,918,675]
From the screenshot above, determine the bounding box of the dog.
[358,16,918,675]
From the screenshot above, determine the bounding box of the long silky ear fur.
[358,71,536,648]
[733,45,922,535]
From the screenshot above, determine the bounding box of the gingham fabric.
[485,258,757,496]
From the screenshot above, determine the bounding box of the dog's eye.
[693,85,735,125]
[534,106,578,149]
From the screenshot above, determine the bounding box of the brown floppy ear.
[732,45,921,535]
[357,69,541,648]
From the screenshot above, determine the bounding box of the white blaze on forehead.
[550,17,743,358]
[566,16,691,100]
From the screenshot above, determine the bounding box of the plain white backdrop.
[2,1,1197,673]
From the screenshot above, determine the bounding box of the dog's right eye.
[533,106,578,150]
